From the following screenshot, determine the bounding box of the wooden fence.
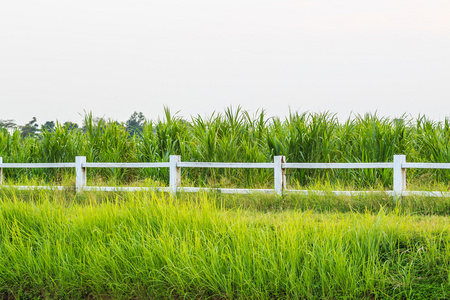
[1,155,450,198]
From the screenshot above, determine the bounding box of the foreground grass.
[0,188,450,299]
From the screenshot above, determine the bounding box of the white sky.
[1,0,449,125]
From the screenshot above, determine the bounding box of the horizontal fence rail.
[282,163,394,169]
[1,155,450,198]
[83,162,170,168]
[403,163,450,169]
[0,163,77,168]
[177,162,275,169]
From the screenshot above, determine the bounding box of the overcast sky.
[1,0,449,125]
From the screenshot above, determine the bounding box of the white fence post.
[274,156,286,196]
[0,157,2,185]
[75,156,86,193]
[170,155,181,195]
[393,154,406,200]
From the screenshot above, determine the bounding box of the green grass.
[2,109,450,298]
[3,108,450,188]
[1,187,450,299]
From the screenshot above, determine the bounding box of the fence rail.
[83,162,170,168]
[1,155,450,198]
[282,162,394,169]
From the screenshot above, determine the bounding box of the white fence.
[1,155,450,198]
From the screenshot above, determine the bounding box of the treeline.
[0,107,449,188]
[0,111,145,138]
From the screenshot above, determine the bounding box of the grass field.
[2,109,450,298]
[1,187,449,299]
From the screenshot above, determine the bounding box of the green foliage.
[0,119,17,130]
[413,116,450,181]
[63,121,79,131]
[41,121,56,132]
[20,117,39,138]
[0,189,449,299]
[125,111,145,136]
[1,108,450,188]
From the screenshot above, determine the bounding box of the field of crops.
[0,188,449,299]
[2,109,450,299]
[2,108,450,189]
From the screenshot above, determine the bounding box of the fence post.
[0,157,2,185]
[75,156,86,193]
[274,156,286,196]
[170,155,181,195]
[393,154,406,201]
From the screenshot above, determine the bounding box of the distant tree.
[0,119,17,130]
[21,117,39,138]
[126,112,145,136]
[81,115,105,133]
[63,121,79,131]
[42,121,55,132]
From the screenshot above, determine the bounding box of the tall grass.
[0,188,449,299]
[1,108,450,188]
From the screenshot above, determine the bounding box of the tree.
[81,114,105,134]
[21,117,39,138]
[126,111,145,136]
[63,121,79,131]
[0,119,17,130]
[42,121,55,132]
